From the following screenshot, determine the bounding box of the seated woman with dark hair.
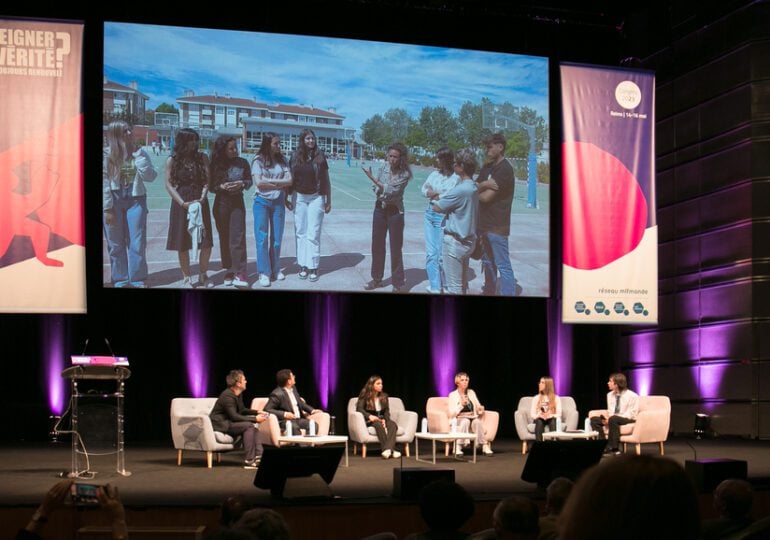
[356,375,401,459]
[208,135,252,288]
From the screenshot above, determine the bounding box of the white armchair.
[170,397,236,468]
[347,397,418,458]
[514,396,579,454]
[588,395,671,455]
[249,397,330,447]
[425,397,500,455]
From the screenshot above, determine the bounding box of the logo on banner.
[0,27,71,77]
[614,80,642,110]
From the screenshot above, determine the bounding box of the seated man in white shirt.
[265,369,322,434]
[589,372,639,455]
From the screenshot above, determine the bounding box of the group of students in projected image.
[362,133,516,295]
[103,120,517,294]
[103,122,328,289]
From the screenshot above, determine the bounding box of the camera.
[71,483,101,506]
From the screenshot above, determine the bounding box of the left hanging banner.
[0,19,85,313]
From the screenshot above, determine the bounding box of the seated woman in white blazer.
[448,372,493,455]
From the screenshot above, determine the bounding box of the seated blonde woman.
[531,376,562,441]
[448,372,493,455]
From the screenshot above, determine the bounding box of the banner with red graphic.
[560,63,656,324]
[0,19,85,313]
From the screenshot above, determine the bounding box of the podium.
[61,364,131,477]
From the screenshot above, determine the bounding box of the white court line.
[330,184,372,202]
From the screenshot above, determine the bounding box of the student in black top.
[288,129,331,282]
[475,132,516,296]
[208,136,252,288]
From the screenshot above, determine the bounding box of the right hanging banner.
[560,63,657,324]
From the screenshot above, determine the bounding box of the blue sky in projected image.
[104,22,549,132]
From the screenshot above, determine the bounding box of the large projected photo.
[102,23,550,296]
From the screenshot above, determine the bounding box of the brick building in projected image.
[103,77,361,157]
[176,90,360,157]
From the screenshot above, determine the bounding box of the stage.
[1,437,770,539]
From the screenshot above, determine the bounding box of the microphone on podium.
[104,337,115,357]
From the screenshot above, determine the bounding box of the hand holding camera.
[71,482,101,506]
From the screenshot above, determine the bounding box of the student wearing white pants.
[288,129,331,282]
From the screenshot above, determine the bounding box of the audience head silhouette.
[235,508,290,540]
[545,476,573,516]
[714,478,753,519]
[219,494,248,527]
[493,495,539,539]
[559,454,700,540]
[417,479,475,533]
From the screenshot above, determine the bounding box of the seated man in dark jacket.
[265,369,322,433]
[210,369,268,468]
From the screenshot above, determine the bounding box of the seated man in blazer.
[265,369,322,433]
[210,369,269,468]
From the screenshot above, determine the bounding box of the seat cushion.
[214,431,234,444]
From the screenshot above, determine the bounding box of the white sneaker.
[181,276,193,289]
[392,450,401,459]
[232,273,249,288]
[223,273,235,287]
[258,274,271,288]
[482,443,494,455]
[381,449,392,459]
[275,271,286,281]
[454,442,464,456]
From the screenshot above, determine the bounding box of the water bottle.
[584,417,591,432]
[329,415,336,436]
[286,420,293,437]
[450,417,457,433]
[556,417,562,432]
[309,420,316,436]
[421,418,428,433]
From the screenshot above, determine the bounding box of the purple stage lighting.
[692,362,728,408]
[547,299,572,395]
[430,297,457,396]
[181,292,208,398]
[44,315,66,415]
[628,332,656,365]
[700,324,736,359]
[632,367,652,396]
[312,295,340,409]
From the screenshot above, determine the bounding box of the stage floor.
[2,437,770,508]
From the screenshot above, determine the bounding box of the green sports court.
[103,149,550,296]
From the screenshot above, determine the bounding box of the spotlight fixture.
[693,413,711,439]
